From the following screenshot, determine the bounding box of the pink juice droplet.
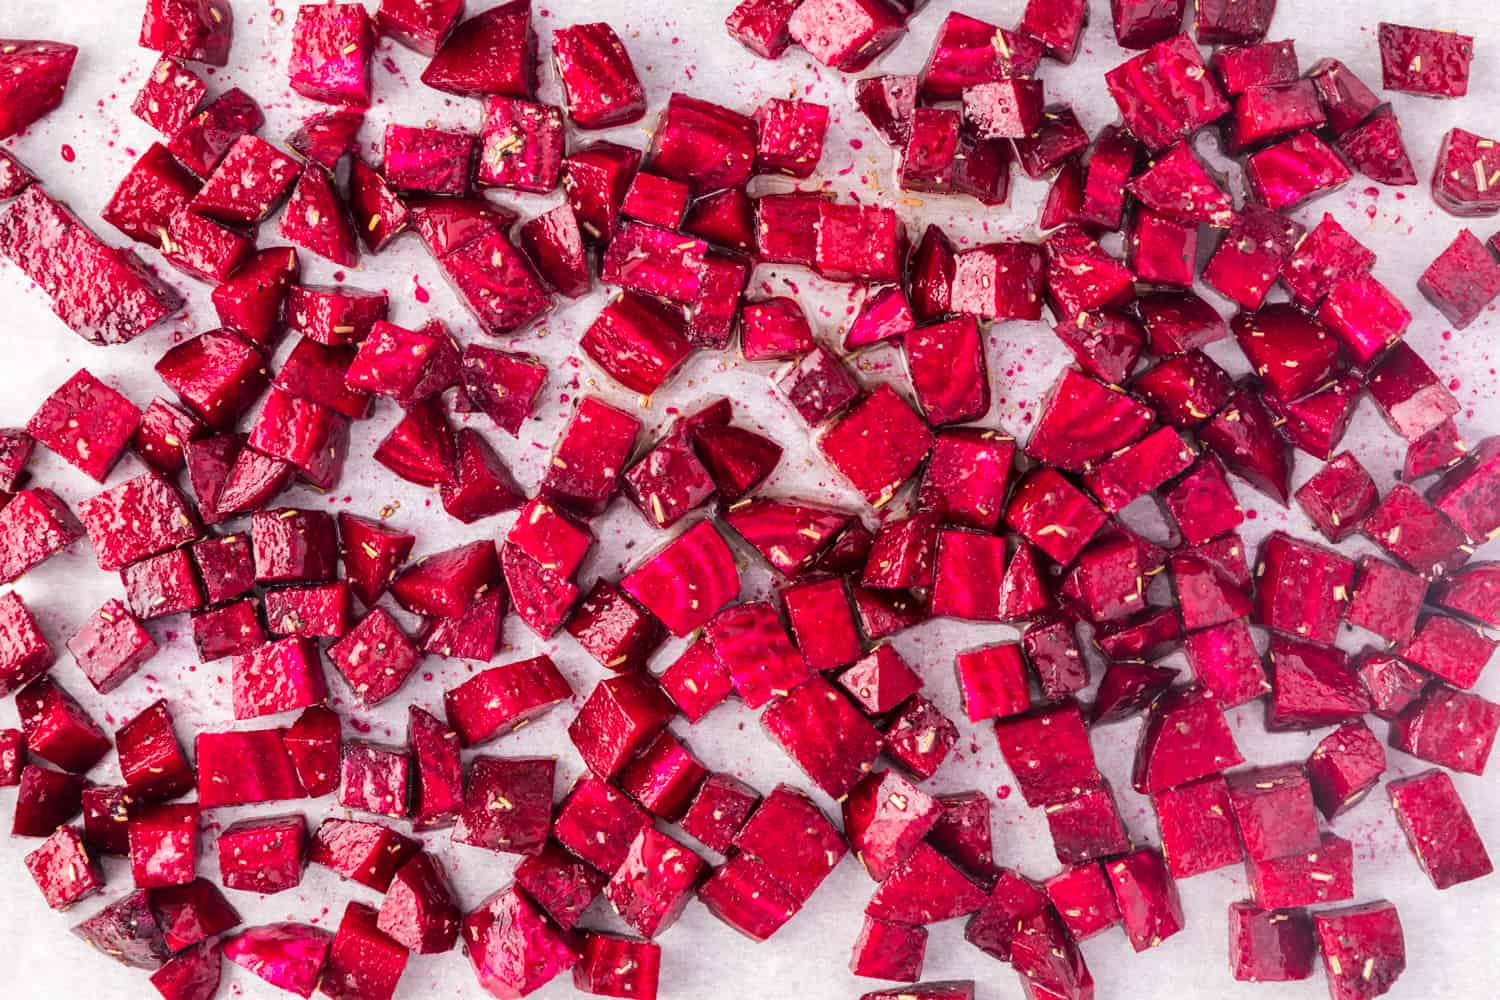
[413,275,430,304]
[59,144,75,162]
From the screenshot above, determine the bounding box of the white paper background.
[0,0,1498,998]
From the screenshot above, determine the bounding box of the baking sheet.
[1,0,1498,997]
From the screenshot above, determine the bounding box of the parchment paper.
[1,0,1498,997]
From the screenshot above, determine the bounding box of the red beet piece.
[787,0,905,72]
[1314,902,1406,1000]
[72,890,170,970]
[280,163,358,266]
[725,0,801,58]
[1379,22,1473,98]
[17,677,110,773]
[1388,769,1493,889]
[1106,35,1229,151]
[462,887,580,997]
[115,700,191,801]
[1229,902,1316,982]
[128,803,199,888]
[552,23,646,129]
[218,814,306,894]
[1153,774,1243,877]
[195,729,305,808]
[1134,685,1244,793]
[422,0,535,96]
[1020,0,1089,62]
[25,826,102,910]
[1294,452,1378,543]
[995,701,1102,807]
[1106,849,1185,951]
[0,39,78,137]
[762,677,883,799]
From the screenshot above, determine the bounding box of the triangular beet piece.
[420,0,536,98]
[1025,369,1155,473]
[865,842,987,924]
[280,164,358,267]
[1200,383,1293,505]
[998,542,1051,621]
[1091,660,1178,725]
[722,497,851,575]
[501,543,579,638]
[691,424,782,501]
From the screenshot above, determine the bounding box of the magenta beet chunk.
[422,0,536,97]
[384,123,476,196]
[230,636,326,720]
[679,773,760,854]
[1337,106,1419,186]
[539,396,639,516]
[501,544,580,639]
[28,368,142,482]
[648,93,757,194]
[285,282,386,346]
[1026,369,1154,473]
[1388,769,1493,890]
[127,803,200,889]
[1106,848,1185,951]
[0,39,77,138]
[453,755,554,855]
[288,2,372,106]
[1368,342,1459,443]
[866,842,987,926]
[1268,636,1370,730]
[225,923,332,999]
[725,0,801,58]
[443,655,572,747]
[77,786,130,855]
[1152,774,1242,877]
[1133,685,1243,793]
[280,163,358,266]
[328,608,418,706]
[17,676,110,773]
[1182,618,1267,707]
[568,673,675,779]
[513,841,606,934]
[14,765,86,837]
[1399,615,1496,690]
[1045,783,1131,865]
[1345,558,1425,643]
[1294,452,1378,543]
[79,473,199,575]
[102,143,201,250]
[565,580,665,673]
[320,901,409,1000]
[25,825,103,910]
[1432,126,1500,217]
[155,330,266,431]
[463,887,580,997]
[115,700,191,801]
[1379,22,1472,98]
[217,814,307,894]
[787,0,905,72]
[619,520,739,637]
[0,489,82,586]
[553,775,651,874]
[843,770,940,881]
[133,55,206,137]
[1003,467,1108,565]
[781,575,860,672]
[1361,484,1467,576]
[704,601,810,710]
[1247,833,1356,908]
[377,854,460,954]
[148,879,238,956]
[995,701,1101,807]
[1314,902,1406,1000]
[552,22,646,129]
[1254,531,1355,644]
[1430,437,1500,543]
[195,728,305,808]
[605,827,706,938]
[389,540,498,618]
[1105,35,1229,151]
[1318,271,1411,365]
[1228,902,1315,982]
[763,677,883,799]
[309,818,419,892]
[67,599,158,694]
[72,890,170,970]
[838,646,922,716]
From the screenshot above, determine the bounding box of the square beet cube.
[1226,764,1321,861]
[27,369,141,482]
[1387,769,1493,889]
[1345,557,1426,643]
[1153,775,1243,878]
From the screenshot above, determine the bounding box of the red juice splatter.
[413,275,430,303]
[60,144,75,162]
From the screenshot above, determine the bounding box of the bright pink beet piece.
[1388,769,1493,889]
[25,825,103,910]
[619,521,739,637]
[225,923,333,999]
[422,0,536,97]
[1313,902,1406,1000]
[378,853,460,954]
[725,0,802,58]
[309,818,419,892]
[1228,902,1316,982]
[787,0,905,72]
[553,22,646,129]
[463,886,581,996]
[1133,685,1243,794]
[218,814,307,894]
[455,756,555,855]
[1106,848,1185,951]
[1153,775,1243,878]
[320,901,409,1000]
[443,655,571,748]
[762,676,883,799]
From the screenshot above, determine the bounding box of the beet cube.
[115,700,191,802]
[128,803,199,889]
[195,729,305,808]
[762,677,883,798]
[71,890,170,970]
[552,22,646,129]
[422,1,536,97]
[1228,902,1316,982]
[1153,774,1243,878]
[995,701,1101,807]
[0,39,78,138]
[1313,902,1406,1000]
[454,755,554,855]
[218,814,307,894]
[17,676,111,773]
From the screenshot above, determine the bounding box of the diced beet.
[195,729,306,808]
[115,700,192,802]
[1106,849,1185,951]
[1268,636,1370,730]
[422,0,535,97]
[17,676,111,773]
[68,599,157,693]
[25,826,102,910]
[218,814,307,894]
[72,891,170,970]
[762,677,883,799]
[787,0,905,72]
[1154,775,1243,878]
[1133,685,1243,793]
[1313,902,1406,1000]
